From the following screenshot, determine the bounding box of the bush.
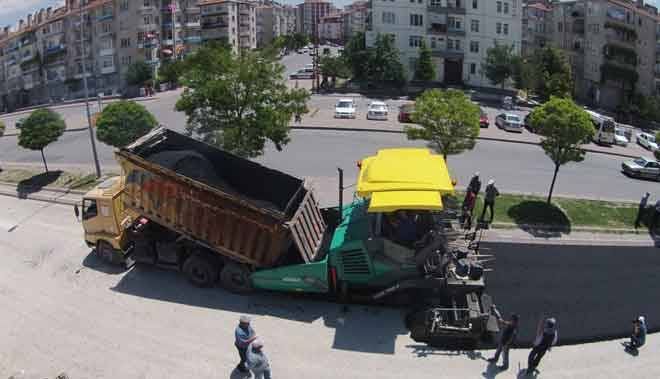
[17,109,66,172]
[96,101,158,148]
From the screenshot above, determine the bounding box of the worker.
[247,338,272,379]
[651,200,660,232]
[487,305,519,370]
[627,316,647,351]
[634,192,650,229]
[479,179,500,223]
[235,315,257,374]
[462,191,477,230]
[394,211,417,246]
[527,317,558,375]
[468,172,481,196]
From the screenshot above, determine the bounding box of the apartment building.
[256,2,297,47]
[522,0,552,56]
[297,0,336,40]
[319,14,344,43]
[366,0,522,88]
[656,21,660,93]
[200,0,257,52]
[343,1,369,42]
[552,0,659,110]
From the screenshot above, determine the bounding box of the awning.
[367,190,443,213]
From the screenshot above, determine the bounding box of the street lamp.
[80,4,102,178]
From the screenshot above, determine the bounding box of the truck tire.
[220,263,253,294]
[183,254,219,288]
[96,240,121,265]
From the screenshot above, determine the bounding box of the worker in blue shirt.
[235,315,257,373]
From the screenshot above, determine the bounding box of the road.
[0,196,659,379]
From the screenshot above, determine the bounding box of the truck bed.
[117,128,326,268]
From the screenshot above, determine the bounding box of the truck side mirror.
[74,204,80,220]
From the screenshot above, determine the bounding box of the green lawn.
[0,168,102,191]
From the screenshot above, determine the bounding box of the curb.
[1,95,160,118]
[490,222,639,235]
[0,188,79,206]
[0,181,86,196]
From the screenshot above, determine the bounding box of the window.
[496,1,502,13]
[472,0,478,9]
[470,63,476,74]
[557,22,562,32]
[382,12,395,24]
[143,15,152,25]
[409,35,423,47]
[455,39,461,50]
[120,38,131,48]
[448,17,461,30]
[430,37,436,48]
[447,39,454,49]
[470,40,479,52]
[504,2,509,14]
[503,23,509,35]
[471,19,479,32]
[82,199,98,220]
[120,0,129,11]
[496,22,502,34]
[410,14,423,27]
[121,55,132,65]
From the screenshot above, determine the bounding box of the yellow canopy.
[357,148,455,213]
[368,190,444,213]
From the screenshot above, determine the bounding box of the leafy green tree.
[125,61,154,86]
[483,42,516,89]
[512,56,539,93]
[405,89,480,161]
[414,42,435,81]
[344,32,370,82]
[17,109,66,173]
[176,45,310,158]
[96,101,158,148]
[528,97,594,203]
[533,46,573,100]
[367,34,406,87]
[320,55,350,88]
[158,60,185,86]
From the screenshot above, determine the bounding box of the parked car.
[479,108,489,128]
[398,103,415,123]
[335,98,357,119]
[367,101,389,120]
[614,128,629,147]
[523,113,537,133]
[289,69,315,79]
[495,113,523,132]
[636,132,659,151]
[622,156,660,181]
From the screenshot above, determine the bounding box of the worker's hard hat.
[474,172,480,177]
[638,316,645,323]
[252,339,264,348]
[488,179,495,185]
[239,315,251,323]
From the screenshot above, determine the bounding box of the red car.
[398,103,415,123]
[479,108,489,128]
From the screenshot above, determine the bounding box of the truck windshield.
[82,199,98,220]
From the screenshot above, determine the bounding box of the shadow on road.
[16,170,63,198]
[405,344,486,360]
[109,264,408,354]
[82,250,128,275]
[507,201,571,238]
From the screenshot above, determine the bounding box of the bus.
[585,109,616,145]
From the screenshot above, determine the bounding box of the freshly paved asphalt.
[485,242,660,347]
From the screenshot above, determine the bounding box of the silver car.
[495,113,523,133]
[622,157,660,181]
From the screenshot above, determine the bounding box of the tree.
[176,45,310,158]
[528,97,594,203]
[125,61,154,86]
[414,42,435,81]
[512,56,539,93]
[320,55,350,88]
[533,46,573,100]
[344,32,370,82]
[367,34,406,87]
[158,60,186,86]
[96,101,158,148]
[17,109,66,173]
[405,89,480,161]
[483,42,516,89]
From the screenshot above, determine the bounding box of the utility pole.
[171,0,177,61]
[80,4,101,178]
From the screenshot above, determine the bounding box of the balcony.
[162,22,182,28]
[202,21,229,29]
[605,32,636,47]
[186,21,201,28]
[140,5,158,13]
[162,39,183,46]
[101,66,116,74]
[73,72,92,79]
[21,53,34,62]
[431,48,464,59]
[145,59,160,65]
[428,23,447,35]
[186,7,201,13]
[447,28,466,37]
[428,5,466,15]
[202,9,229,16]
[45,44,66,56]
[139,23,160,31]
[96,13,114,22]
[99,48,115,56]
[184,36,202,43]
[138,41,159,49]
[7,45,19,53]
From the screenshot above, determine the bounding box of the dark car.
[479,109,489,128]
[524,113,537,133]
[398,103,415,123]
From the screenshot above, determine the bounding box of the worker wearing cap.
[247,338,271,379]
[479,179,500,223]
[527,317,558,375]
[235,315,257,373]
[468,172,482,196]
[487,305,519,370]
[628,316,647,350]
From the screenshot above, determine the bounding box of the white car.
[289,69,314,79]
[495,113,523,132]
[622,156,660,181]
[366,101,389,120]
[335,99,356,119]
[614,128,629,147]
[636,132,659,151]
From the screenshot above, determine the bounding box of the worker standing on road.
[479,179,499,223]
[626,316,647,351]
[651,200,660,232]
[487,305,519,370]
[235,315,258,374]
[468,172,482,196]
[635,193,650,229]
[527,317,558,375]
[247,339,272,379]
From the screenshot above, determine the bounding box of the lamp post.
[80,4,101,178]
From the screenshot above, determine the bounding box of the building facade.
[343,1,369,42]
[522,0,552,56]
[200,0,257,52]
[256,2,297,47]
[552,0,659,110]
[297,0,336,41]
[319,14,344,43]
[366,0,522,88]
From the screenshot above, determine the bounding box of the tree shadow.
[507,201,571,238]
[16,170,63,198]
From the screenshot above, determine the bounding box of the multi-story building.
[522,0,552,56]
[367,0,522,88]
[297,0,336,41]
[256,1,297,47]
[343,1,369,42]
[552,0,659,110]
[319,13,344,43]
[656,21,660,93]
[200,0,257,52]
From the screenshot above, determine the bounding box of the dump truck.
[79,127,498,346]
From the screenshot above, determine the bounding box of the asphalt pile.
[485,242,660,347]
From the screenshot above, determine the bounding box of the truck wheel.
[183,254,219,288]
[96,241,120,265]
[220,263,253,294]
